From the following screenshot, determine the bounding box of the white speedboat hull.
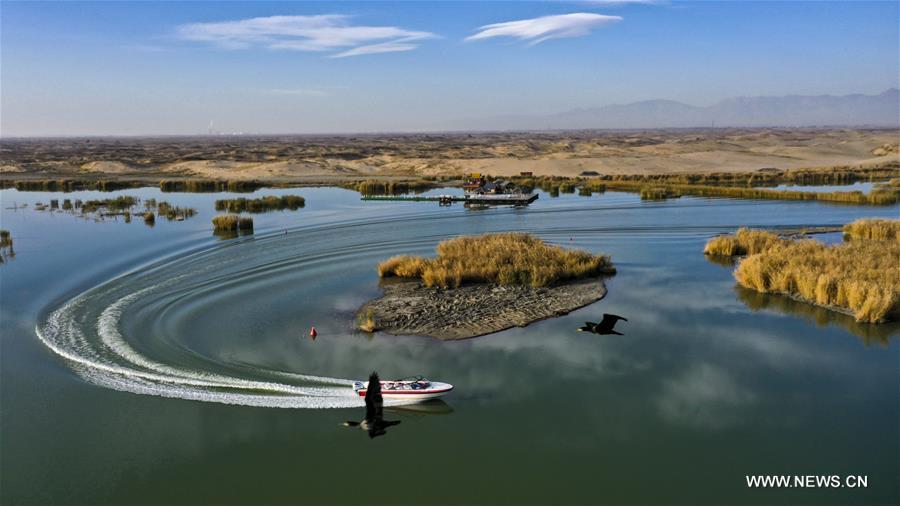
[354,380,453,402]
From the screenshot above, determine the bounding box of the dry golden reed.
[378,233,615,289]
[703,228,785,256]
[707,225,900,323]
[606,181,899,205]
[215,195,305,213]
[843,218,900,242]
[211,215,254,231]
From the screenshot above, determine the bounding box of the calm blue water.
[1,187,897,505]
[766,182,875,193]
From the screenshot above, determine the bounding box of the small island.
[357,233,615,339]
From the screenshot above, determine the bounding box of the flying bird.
[577,313,628,335]
[343,372,401,439]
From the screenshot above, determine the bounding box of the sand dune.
[2,128,897,182]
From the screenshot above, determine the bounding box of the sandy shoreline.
[358,277,609,340]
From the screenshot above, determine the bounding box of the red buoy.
[309,326,318,338]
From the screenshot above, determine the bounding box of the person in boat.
[343,371,401,439]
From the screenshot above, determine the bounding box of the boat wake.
[33,197,780,409]
[36,270,366,409]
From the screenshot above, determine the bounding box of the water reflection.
[386,399,454,416]
[735,286,898,346]
[703,254,736,268]
[342,372,401,439]
[212,229,254,240]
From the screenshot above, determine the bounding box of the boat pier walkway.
[361,193,539,206]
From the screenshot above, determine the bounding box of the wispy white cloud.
[331,40,419,58]
[581,0,663,6]
[465,13,622,46]
[177,15,436,57]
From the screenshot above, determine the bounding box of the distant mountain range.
[451,89,899,131]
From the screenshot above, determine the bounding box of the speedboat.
[353,376,453,402]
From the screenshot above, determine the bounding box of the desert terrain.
[1,128,897,184]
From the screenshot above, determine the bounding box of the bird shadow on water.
[734,286,899,346]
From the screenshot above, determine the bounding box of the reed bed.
[81,196,138,213]
[734,240,899,323]
[583,181,607,193]
[705,228,900,323]
[703,228,785,256]
[559,182,576,193]
[143,212,155,225]
[640,186,681,200]
[159,179,261,193]
[351,180,433,196]
[597,164,899,186]
[378,232,615,289]
[214,195,305,213]
[211,214,254,232]
[10,179,135,192]
[606,181,900,205]
[843,218,900,242]
[156,201,197,221]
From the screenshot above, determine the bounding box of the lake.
[1,187,897,505]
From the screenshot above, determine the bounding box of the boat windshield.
[383,377,431,390]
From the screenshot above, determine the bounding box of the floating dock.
[361,193,539,206]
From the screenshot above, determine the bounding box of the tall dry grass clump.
[842,219,900,242]
[703,228,785,256]
[640,186,681,200]
[353,180,432,196]
[215,195,305,213]
[605,181,900,206]
[732,238,899,323]
[160,179,261,193]
[378,233,615,289]
[212,215,253,231]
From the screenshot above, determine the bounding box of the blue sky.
[2,1,898,136]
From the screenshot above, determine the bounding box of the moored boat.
[353,376,453,402]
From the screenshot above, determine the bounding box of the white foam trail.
[36,279,379,409]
